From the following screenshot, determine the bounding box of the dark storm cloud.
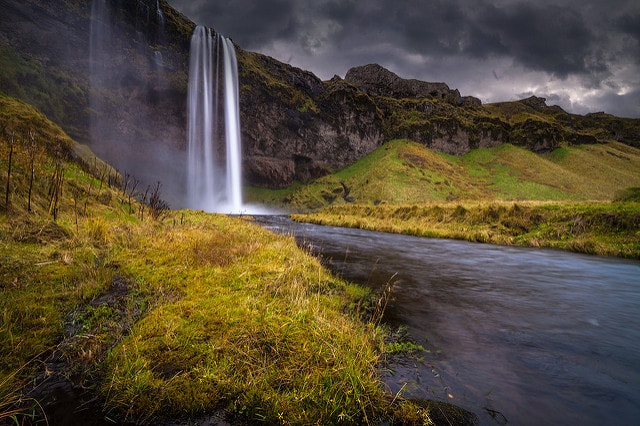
[169,0,299,46]
[616,11,640,39]
[474,3,596,77]
[166,0,640,117]
[615,13,640,62]
[167,0,624,74]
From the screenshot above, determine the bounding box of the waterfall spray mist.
[187,26,243,213]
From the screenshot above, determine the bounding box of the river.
[254,215,640,425]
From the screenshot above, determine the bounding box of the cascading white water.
[221,37,242,211]
[187,26,243,213]
[156,0,165,26]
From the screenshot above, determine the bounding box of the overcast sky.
[166,0,640,118]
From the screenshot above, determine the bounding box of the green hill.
[250,139,640,210]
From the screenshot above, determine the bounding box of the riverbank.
[1,207,478,424]
[271,215,640,425]
[291,201,640,258]
[0,210,382,424]
[1,95,478,425]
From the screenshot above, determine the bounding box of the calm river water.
[254,216,640,426]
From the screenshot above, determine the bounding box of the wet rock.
[412,399,479,425]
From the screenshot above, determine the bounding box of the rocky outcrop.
[518,95,549,111]
[345,64,481,107]
[339,64,634,156]
[344,64,504,154]
[237,52,385,188]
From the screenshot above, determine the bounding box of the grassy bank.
[292,201,640,258]
[0,209,393,424]
[1,95,454,424]
[270,138,640,258]
[100,212,388,424]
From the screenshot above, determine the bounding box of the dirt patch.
[399,151,429,168]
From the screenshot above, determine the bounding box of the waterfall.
[156,0,165,26]
[187,26,243,213]
[221,37,242,211]
[153,1,165,68]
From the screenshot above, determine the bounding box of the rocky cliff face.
[238,57,639,189]
[0,0,638,200]
[342,66,640,155]
[237,52,384,188]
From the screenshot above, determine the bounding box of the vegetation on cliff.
[0,44,90,142]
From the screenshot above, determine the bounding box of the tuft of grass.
[614,187,640,202]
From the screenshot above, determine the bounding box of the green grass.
[454,144,579,200]
[332,139,472,203]
[615,187,640,202]
[266,139,640,211]
[1,95,446,425]
[0,97,144,415]
[244,183,304,208]
[100,212,387,424]
[269,140,481,210]
[546,142,640,196]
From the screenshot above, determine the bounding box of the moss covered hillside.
[265,139,640,209]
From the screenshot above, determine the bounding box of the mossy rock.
[391,398,478,425]
[411,398,479,425]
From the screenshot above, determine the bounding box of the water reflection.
[254,216,640,426]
